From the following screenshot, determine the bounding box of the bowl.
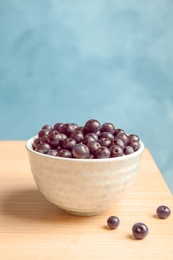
[26,136,144,216]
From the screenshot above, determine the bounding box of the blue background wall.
[0,1,173,193]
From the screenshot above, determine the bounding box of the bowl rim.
[25,135,144,163]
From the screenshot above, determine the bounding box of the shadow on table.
[3,188,62,219]
[2,188,95,231]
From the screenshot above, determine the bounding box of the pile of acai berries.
[32,119,141,159]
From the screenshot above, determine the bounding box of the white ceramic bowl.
[26,136,144,216]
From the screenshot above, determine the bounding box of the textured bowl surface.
[26,136,144,216]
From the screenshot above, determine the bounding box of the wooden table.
[0,141,173,259]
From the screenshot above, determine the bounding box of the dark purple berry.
[57,149,72,158]
[33,138,40,149]
[87,141,101,154]
[84,119,101,133]
[72,143,90,159]
[42,124,52,131]
[35,143,51,154]
[47,149,58,156]
[47,132,62,148]
[111,138,125,149]
[99,132,114,141]
[70,131,84,143]
[107,216,120,229]
[156,205,171,219]
[128,141,140,152]
[116,132,129,145]
[61,123,76,137]
[85,133,98,141]
[62,138,76,151]
[124,146,134,155]
[109,145,123,158]
[132,222,148,239]
[128,134,140,143]
[89,154,94,159]
[98,137,111,147]
[82,135,96,145]
[95,130,101,136]
[71,123,78,129]
[101,122,115,134]
[61,133,68,141]
[54,123,64,132]
[38,129,51,138]
[114,128,125,137]
[40,135,48,143]
[75,126,85,134]
[94,146,110,159]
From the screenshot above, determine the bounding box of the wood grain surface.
[0,141,173,260]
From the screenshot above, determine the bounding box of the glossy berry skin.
[95,130,101,136]
[47,132,62,148]
[40,135,48,143]
[38,129,51,138]
[111,138,125,149]
[54,123,64,132]
[33,138,41,149]
[84,119,101,133]
[107,216,120,229]
[42,124,52,131]
[33,120,141,159]
[128,141,140,152]
[61,133,68,142]
[75,126,85,134]
[109,145,123,158]
[98,137,111,147]
[61,123,76,137]
[71,123,78,130]
[128,134,140,143]
[94,146,110,159]
[132,222,149,239]
[156,205,171,219]
[70,131,84,143]
[116,132,129,145]
[35,143,51,154]
[82,135,96,145]
[62,138,76,151]
[87,141,101,154]
[85,133,98,141]
[101,122,115,134]
[99,132,114,141]
[47,149,58,156]
[124,146,134,155]
[57,149,72,158]
[114,128,125,137]
[72,143,90,159]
